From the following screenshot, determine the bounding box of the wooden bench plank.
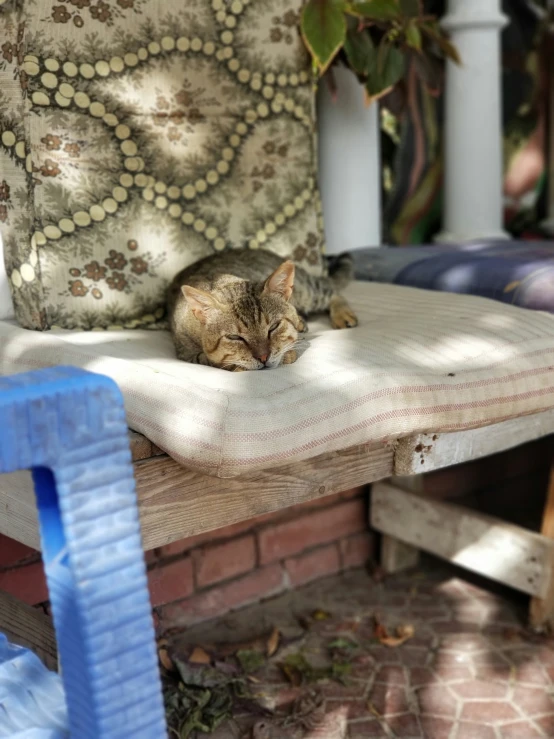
[0,590,57,671]
[394,410,554,475]
[0,442,393,551]
[136,442,392,549]
[372,481,554,598]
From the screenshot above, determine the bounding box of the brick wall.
[149,487,373,631]
[0,487,374,629]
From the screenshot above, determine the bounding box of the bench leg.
[381,534,420,574]
[530,462,554,631]
[0,589,57,671]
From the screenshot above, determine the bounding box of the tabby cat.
[167,249,357,371]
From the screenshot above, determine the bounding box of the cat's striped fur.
[167,249,357,371]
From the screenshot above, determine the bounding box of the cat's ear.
[263,261,295,301]
[182,285,221,323]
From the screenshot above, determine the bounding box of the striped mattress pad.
[0,280,553,477]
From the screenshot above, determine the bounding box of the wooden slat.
[0,443,393,551]
[136,442,392,550]
[0,590,57,671]
[372,481,554,598]
[381,535,420,574]
[0,471,40,549]
[128,430,165,462]
[394,410,554,475]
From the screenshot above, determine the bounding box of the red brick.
[284,544,341,587]
[0,534,37,567]
[258,499,367,564]
[148,557,193,608]
[193,534,256,588]
[0,561,48,605]
[159,518,257,558]
[158,564,286,628]
[339,532,375,569]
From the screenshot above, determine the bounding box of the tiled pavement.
[169,560,554,738]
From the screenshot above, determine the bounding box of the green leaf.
[405,19,422,51]
[236,649,266,673]
[366,41,405,98]
[345,0,400,21]
[435,35,462,65]
[399,0,420,16]
[421,22,461,64]
[328,637,358,650]
[301,0,347,74]
[343,28,377,75]
[378,41,405,87]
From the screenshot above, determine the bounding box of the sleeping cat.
[167,249,357,371]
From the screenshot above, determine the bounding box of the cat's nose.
[256,353,269,365]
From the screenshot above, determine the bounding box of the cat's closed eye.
[226,334,244,342]
[268,321,281,334]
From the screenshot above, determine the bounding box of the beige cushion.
[0,0,323,331]
[1,282,554,477]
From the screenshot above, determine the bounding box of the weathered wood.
[394,410,554,475]
[0,443,393,551]
[0,590,57,671]
[381,535,420,574]
[0,471,40,549]
[371,482,554,598]
[136,442,393,550]
[128,430,165,462]
[530,462,554,631]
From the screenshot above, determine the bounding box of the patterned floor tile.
[169,561,554,739]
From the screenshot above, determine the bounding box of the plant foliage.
[301,0,460,103]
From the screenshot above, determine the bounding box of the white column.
[317,67,381,253]
[435,0,510,243]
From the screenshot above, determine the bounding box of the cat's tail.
[325,252,354,290]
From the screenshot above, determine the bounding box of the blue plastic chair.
[0,367,167,738]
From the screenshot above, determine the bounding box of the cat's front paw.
[281,349,298,365]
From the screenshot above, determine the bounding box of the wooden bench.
[2,407,554,663]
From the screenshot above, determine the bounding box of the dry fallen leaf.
[281,662,302,687]
[157,638,175,672]
[367,701,382,719]
[311,609,332,621]
[379,624,415,648]
[266,627,280,658]
[189,646,211,665]
[509,665,517,685]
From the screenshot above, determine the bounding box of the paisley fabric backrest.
[0,0,324,330]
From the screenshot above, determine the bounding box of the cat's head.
[182,261,300,371]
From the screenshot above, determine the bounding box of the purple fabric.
[352,241,554,312]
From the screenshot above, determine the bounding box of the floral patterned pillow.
[0,0,324,330]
